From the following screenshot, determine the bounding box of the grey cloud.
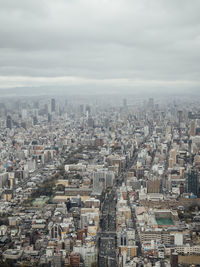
[0,0,200,92]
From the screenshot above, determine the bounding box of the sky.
[0,0,200,94]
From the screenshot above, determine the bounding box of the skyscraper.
[51,98,56,112]
[170,252,178,267]
[189,120,196,136]
[187,169,199,196]
[6,115,12,129]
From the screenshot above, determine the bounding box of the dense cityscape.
[0,95,200,266]
[1,0,200,265]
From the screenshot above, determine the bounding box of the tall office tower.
[178,110,183,124]
[85,105,91,114]
[189,120,196,136]
[6,115,12,129]
[48,113,52,123]
[187,170,199,196]
[33,116,38,125]
[51,98,56,112]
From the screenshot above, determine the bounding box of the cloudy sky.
[0,0,200,94]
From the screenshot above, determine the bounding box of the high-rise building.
[6,115,12,129]
[85,252,96,267]
[85,105,91,114]
[105,171,115,188]
[80,214,88,229]
[187,169,199,196]
[169,149,176,168]
[93,171,115,194]
[170,251,178,267]
[70,253,80,267]
[178,110,183,124]
[93,171,105,194]
[189,120,196,136]
[53,253,62,267]
[48,113,52,123]
[33,116,38,125]
[179,182,184,195]
[79,104,84,114]
[168,158,174,169]
[51,98,56,112]
[170,149,176,163]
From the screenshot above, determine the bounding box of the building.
[140,230,171,245]
[50,223,62,240]
[3,250,23,260]
[118,230,128,246]
[169,149,176,167]
[2,190,13,201]
[51,98,56,112]
[53,253,62,267]
[93,171,115,194]
[170,252,178,267]
[84,251,96,267]
[6,115,12,129]
[119,246,138,259]
[70,253,81,267]
[0,173,8,188]
[187,169,199,196]
[190,120,196,136]
[147,179,161,193]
